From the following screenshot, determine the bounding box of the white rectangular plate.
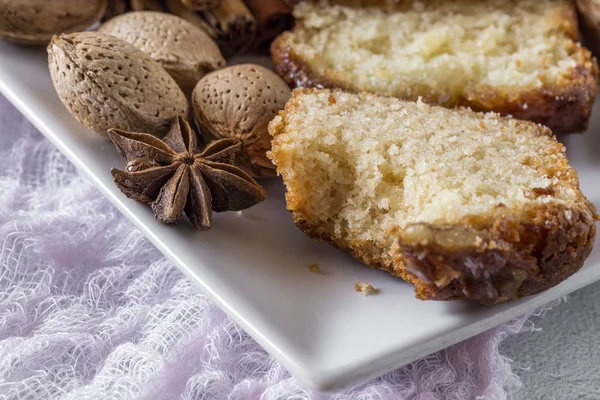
[1,41,599,392]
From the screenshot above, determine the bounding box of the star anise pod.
[108,116,267,230]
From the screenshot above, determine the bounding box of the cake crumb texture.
[355,282,378,296]
[272,0,599,133]
[268,89,598,304]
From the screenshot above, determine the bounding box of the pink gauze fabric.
[0,94,541,400]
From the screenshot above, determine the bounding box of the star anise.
[108,116,267,231]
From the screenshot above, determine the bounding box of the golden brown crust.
[293,201,597,304]
[271,32,599,134]
[272,34,344,92]
[292,211,484,301]
[395,202,597,304]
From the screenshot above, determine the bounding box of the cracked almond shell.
[192,64,291,178]
[0,0,107,45]
[99,11,225,97]
[48,32,189,138]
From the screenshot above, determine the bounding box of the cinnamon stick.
[102,0,128,21]
[165,0,216,35]
[130,0,166,11]
[181,0,221,11]
[201,0,256,57]
[244,0,293,52]
[166,0,256,58]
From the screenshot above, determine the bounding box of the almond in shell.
[99,11,225,97]
[192,64,291,178]
[48,32,189,138]
[0,0,107,45]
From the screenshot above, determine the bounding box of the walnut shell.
[0,0,107,45]
[181,0,222,11]
[192,64,291,178]
[99,11,225,98]
[48,32,189,138]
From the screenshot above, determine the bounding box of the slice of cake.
[272,0,599,133]
[268,89,598,304]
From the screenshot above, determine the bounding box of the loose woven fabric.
[0,94,532,400]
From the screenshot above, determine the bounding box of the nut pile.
[0,0,293,57]
[1,0,295,230]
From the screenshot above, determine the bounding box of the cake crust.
[269,88,598,304]
[293,204,597,304]
[271,1,599,134]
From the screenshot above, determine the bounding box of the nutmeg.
[192,64,291,178]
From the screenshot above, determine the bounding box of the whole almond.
[192,64,291,178]
[99,11,225,97]
[181,0,222,11]
[48,32,189,138]
[0,0,107,45]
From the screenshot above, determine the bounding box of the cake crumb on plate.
[355,282,378,296]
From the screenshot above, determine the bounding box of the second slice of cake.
[272,0,598,133]
[268,89,597,304]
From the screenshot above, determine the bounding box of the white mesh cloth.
[0,95,539,399]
